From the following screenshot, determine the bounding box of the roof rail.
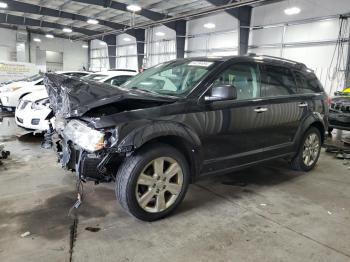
[247,53,307,68]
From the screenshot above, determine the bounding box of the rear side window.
[261,65,297,97]
[294,70,322,94]
[212,63,260,100]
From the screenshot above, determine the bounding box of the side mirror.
[204,84,237,102]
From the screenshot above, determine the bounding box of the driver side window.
[212,63,260,100]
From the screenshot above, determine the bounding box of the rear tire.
[115,143,190,221]
[291,127,321,172]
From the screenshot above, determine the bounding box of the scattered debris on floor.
[324,131,350,166]
[85,227,101,233]
[0,143,10,159]
[20,231,31,238]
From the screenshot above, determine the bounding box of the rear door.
[259,64,307,156]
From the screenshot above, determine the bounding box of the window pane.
[262,65,297,96]
[294,71,322,94]
[213,64,260,100]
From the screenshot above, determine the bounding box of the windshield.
[82,74,108,81]
[122,60,216,97]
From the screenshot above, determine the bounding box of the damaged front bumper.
[329,112,350,131]
[55,137,123,183]
[44,119,124,183]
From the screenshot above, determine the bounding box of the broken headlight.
[31,98,50,110]
[63,120,105,152]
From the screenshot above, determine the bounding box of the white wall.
[249,0,350,94]
[186,12,239,57]
[115,33,138,70]
[30,33,88,71]
[252,0,350,26]
[90,39,109,71]
[0,27,88,71]
[0,28,17,62]
[145,25,176,68]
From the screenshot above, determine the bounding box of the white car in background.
[0,71,90,112]
[15,69,137,131]
[82,69,137,85]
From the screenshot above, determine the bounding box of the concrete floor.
[0,116,350,262]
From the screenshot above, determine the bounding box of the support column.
[175,20,186,59]
[133,29,145,71]
[206,1,252,55]
[87,40,91,71]
[227,6,252,55]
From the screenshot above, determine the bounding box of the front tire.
[115,143,190,221]
[291,127,322,172]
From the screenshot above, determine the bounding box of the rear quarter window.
[294,70,322,94]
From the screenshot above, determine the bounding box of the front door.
[200,62,270,175]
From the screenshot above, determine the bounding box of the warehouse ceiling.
[0,0,277,40]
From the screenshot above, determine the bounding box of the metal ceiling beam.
[2,0,127,31]
[0,13,100,36]
[75,0,265,41]
[70,0,184,32]
[70,0,169,22]
[0,23,78,40]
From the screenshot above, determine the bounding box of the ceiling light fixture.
[155,32,165,36]
[45,34,54,39]
[126,4,142,12]
[0,2,8,8]
[87,18,99,25]
[33,38,41,42]
[284,7,301,15]
[82,44,88,48]
[123,37,131,42]
[203,23,216,29]
[63,28,73,33]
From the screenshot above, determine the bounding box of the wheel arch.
[310,121,325,143]
[116,122,202,182]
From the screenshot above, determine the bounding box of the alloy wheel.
[302,133,320,167]
[135,157,183,213]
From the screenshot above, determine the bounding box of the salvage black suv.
[44,55,328,221]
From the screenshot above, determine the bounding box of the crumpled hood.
[44,73,175,118]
